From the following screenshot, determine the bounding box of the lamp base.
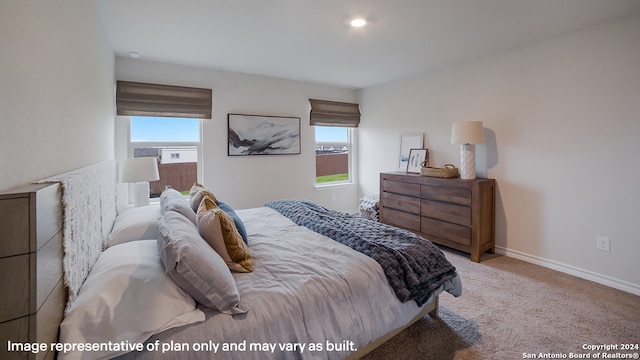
[460,144,476,180]
[133,182,151,207]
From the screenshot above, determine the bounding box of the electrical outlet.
[596,236,610,252]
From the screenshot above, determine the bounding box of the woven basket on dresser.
[420,164,459,178]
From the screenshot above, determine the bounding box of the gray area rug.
[363,248,640,360]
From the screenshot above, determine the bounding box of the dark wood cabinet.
[379,172,495,262]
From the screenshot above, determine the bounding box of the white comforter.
[118,207,459,360]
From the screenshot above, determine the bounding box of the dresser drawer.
[381,207,420,232]
[421,199,471,227]
[382,179,420,197]
[421,217,471,247]
[420,184,471,206]
[0,280,65,360]
[381,192,420,214]
[0,316,29,350]
[0,197,30,257]
[0,255,30,322]
[0,231,62,325]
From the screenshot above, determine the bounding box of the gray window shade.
[309,99,360,127]
[116,81,212,119]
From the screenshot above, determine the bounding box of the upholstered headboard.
[35,160,118,308]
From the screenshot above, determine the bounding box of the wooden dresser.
[379,172,495,262]
[0,183,66,360]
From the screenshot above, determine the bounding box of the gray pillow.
[160,187,197,225]
[157,211,249,315]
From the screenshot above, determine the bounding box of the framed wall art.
[228,114,301,156]
[406,148,428,173]
[399,133,423,170]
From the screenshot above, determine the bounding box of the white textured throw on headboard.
[35,161,118,310]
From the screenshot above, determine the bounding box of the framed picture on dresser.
[399,133,423,170]
[406,148,428,173]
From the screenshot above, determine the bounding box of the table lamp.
[451,121,485,180]
[120,157,160,206]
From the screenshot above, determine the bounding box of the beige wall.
[115,58,360,211]
[358,14,640,294]
[0,0,115,191]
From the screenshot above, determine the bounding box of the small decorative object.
[420,164,459,178]
[399,133,423,170]
[406,148,428,173]
[228,114,301,156]
[120,157,160,207]
[358,195,380,222]
[451,121,485,179]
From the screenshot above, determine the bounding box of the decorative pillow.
[188,182,217,212]
[59,240,205,360]
[160,186,197,225]
[218,201,249,245]
[104,205,161,248]
[197,197,253,272]
[157,211,249,314]
[187,183,248,244]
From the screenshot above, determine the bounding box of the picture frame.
[406,148,428,173]
[399,133,423,170]
[228,114,301,156]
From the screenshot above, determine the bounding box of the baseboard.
[495,246,640,296]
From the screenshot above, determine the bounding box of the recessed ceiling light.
[128,50,142,58]
[350,18,367,28]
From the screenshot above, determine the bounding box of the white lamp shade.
[451,121,485,144]
[119,157,160,183]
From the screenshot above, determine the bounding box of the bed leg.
[428,296,439,318]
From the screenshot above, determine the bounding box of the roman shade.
[309,99,360,127]
[116,81,212,119]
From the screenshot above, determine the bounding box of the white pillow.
[105,205,161,248]
[59,240,205,360]
[161,187,197,225]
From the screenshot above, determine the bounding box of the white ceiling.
[94,0,640,89]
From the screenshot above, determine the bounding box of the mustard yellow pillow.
[197,196,253,272]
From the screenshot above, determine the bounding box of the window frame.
[127,116,204,202]
[314,126,357,188]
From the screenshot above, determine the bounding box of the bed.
[2,161,461,360]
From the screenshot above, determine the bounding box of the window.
[315,126,354,185]
[129,116,201,197]
[309,99,360,186]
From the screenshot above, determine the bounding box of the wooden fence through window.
[316,153,348,176]
[150,162,197,196]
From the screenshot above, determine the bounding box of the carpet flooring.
[362,248,640,360]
